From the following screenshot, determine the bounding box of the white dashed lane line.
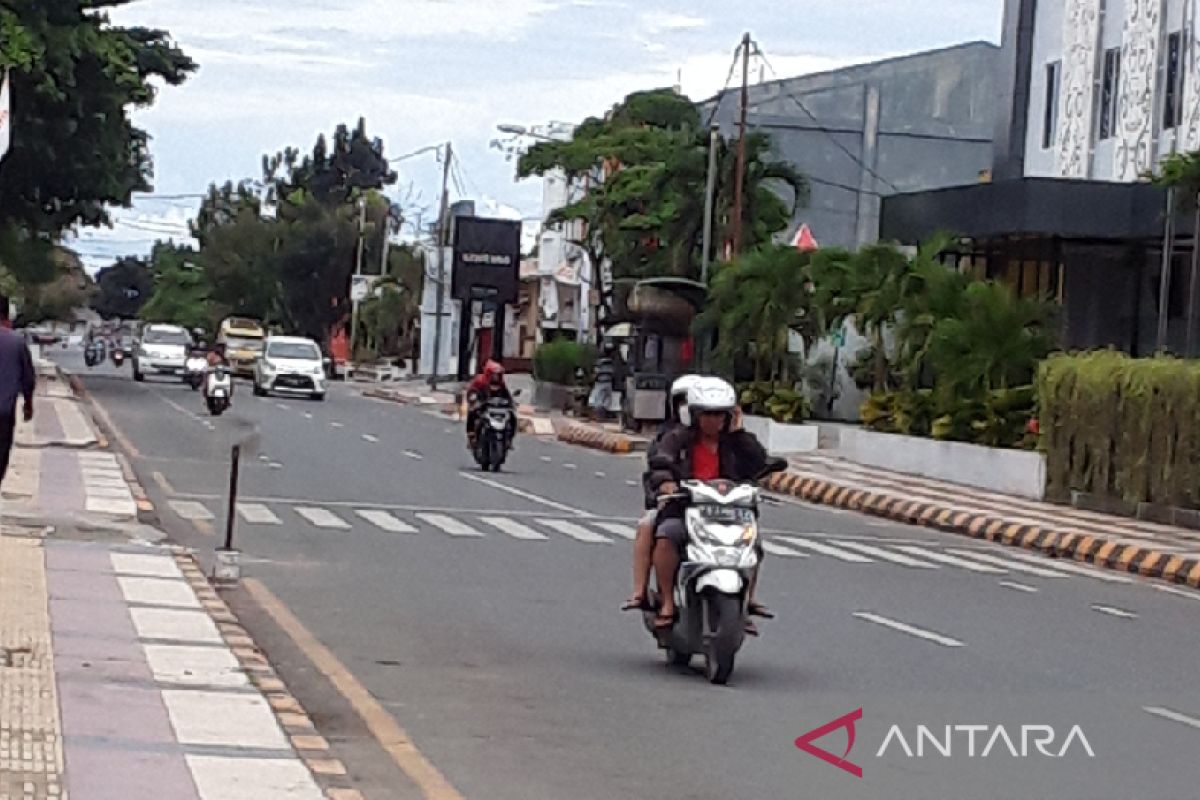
[998,580,1040,593]
[362,434,379,443]
[1143,706,1200,731]
[1152,584,1200,602]
[1091,604,1137,620]
[403,450,424,460]
[852,612,965,648]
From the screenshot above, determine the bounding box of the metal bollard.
[212,444,242,585]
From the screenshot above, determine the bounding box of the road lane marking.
[894,546,1008,574]
[417,513,484,538]
[945,549,1070,578]
[303,412,314,419]
[357,510,417,534]
[852,612,965,648]
[833,541,939,569]
[84,387,141,457]
[1091,604,1137,619]
[625,480,639,487]
[563,463,577,470]
[540,456,553,463]
[403,450,424,460]
[362,434,379,443]
[1143,706,1200,730]
[591,522,637,541]
[999,551,1133,584]
[594,471,606,478]
[169,500,214,521]
[760,540,810,558]
[1153,584,1200,601]
[330,422,344,428]
[998,580,1040,593]
[237,503,281,526]
[538,519,611,544]
[295,507,351,530]
[276,403,291,410]
[481,517,548,541]
[457,471,592,516]
[152,471,175,495]
[777,536,874,563]
[244,579,466,800]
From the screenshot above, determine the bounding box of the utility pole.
[730,32,752,257]
[1157,6,1191,352]
[701,123,720,284]
[349,197,368,364]
[430,142,453,388]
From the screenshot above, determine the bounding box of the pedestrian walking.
[0,294,36,486]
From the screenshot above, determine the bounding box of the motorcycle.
[84,341,103,368]
[111,348,126,367]
[642,460,787,685]
[203,365,233,417]
[185,350,207,391]
[473,397,515,472]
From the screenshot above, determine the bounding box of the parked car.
[252,336,327,401]
[133,324,192,382]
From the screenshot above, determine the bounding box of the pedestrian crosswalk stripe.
[538,519,611,544]
[760,540,809,558]
[830,540,940,569]
[357,510,417,534]
[777,536,875,563]
[893,545,1007,574]
[480,517,548,541]
[296,507,351,530]
[999,550,1133,584]
[237,503,281,525]
[944,549,1068,578]
[418,513,484,538]
[591,522,637,540]
[170,500,214,521]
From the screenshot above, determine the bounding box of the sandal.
[653,611,675,630]
[748,602,775,619]
[744,619,760,637]
[621,594,649,612]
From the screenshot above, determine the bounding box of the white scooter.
[184,350,207,391]
[643,460,786,685]
[203,365,233,416]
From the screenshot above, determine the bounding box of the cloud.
[640,11,708,34]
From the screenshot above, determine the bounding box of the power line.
[389,143,443,164]
[756,48,902,195]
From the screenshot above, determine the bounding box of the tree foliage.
[92,256,153,319]
[0,0,194,286]
[140,243,210,333]
[518,89,807,282]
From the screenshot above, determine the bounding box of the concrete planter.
[742,415,819,454]
[837,427,1047,499]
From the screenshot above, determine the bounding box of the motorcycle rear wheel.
[703,594,742,685]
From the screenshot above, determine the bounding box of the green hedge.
[533,339,595,386]
[1038,351,1200,508]
[860,387,1036,449]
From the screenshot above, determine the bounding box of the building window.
[1043,61,1061,149]
[1099,48,1121,140]
[1163,31,1185,130]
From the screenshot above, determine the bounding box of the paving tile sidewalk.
[0,531,329,800]
[771,452,1200,586]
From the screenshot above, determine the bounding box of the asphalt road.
[63,349,1200,800]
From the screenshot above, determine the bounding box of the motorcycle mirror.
[759,457,789,478]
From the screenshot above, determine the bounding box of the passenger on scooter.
[647,377,774,632]
[466,360,514,449]
[623,374,701,612]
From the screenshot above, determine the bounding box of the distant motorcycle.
[111,348,126,367]
[204,365,232,416]
[84,340,103,368]
[473,397,515,472]
[185,350,207,391]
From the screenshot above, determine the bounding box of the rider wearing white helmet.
[624,374,704,612]
[646,377,774,631]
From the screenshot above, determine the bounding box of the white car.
[253,336,327,401]
[133,324,192,382]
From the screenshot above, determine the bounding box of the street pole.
[1157,10,1191,352]
[349,198,367,363]
[430,141,453,389]
[701,123,720,285]
[730,32,752,257]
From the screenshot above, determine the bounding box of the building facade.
[707,42,1001,249]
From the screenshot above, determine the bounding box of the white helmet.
[670,374,703,425]
[687,377,737,422]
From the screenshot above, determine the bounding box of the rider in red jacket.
[466,360,514,447]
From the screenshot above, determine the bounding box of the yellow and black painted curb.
[556,421,644,454]
[174,552,364,800]
[762,472,1200,589]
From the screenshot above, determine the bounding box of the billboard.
[451,216,521,304]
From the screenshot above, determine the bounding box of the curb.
[175,551,362,800]
[764,472,1200,588]
[555,421,644,454]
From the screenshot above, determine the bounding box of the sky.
[69,0,1005,271]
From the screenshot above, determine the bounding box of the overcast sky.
[70,0,1004,270]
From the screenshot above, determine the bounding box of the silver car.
[133,324,192,382]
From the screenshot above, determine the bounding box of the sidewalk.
[3,361,137,523]
[768,452,1200,587]
[0,528,334,800]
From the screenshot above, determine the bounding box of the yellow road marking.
[244,579,465,800]
[86,388,141,458]
[152,471,175,495]
[192,518,215,537]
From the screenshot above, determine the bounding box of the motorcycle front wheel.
[703,593,743,685]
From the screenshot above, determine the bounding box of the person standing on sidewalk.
[0,294,36,485]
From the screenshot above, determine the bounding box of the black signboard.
[451,216,522,304]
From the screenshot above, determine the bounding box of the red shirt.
[692,441,720,481]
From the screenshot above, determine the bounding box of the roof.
[265,335,318,345]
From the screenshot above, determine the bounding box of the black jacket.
[647,426,770,498]
[641,419,686,509]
